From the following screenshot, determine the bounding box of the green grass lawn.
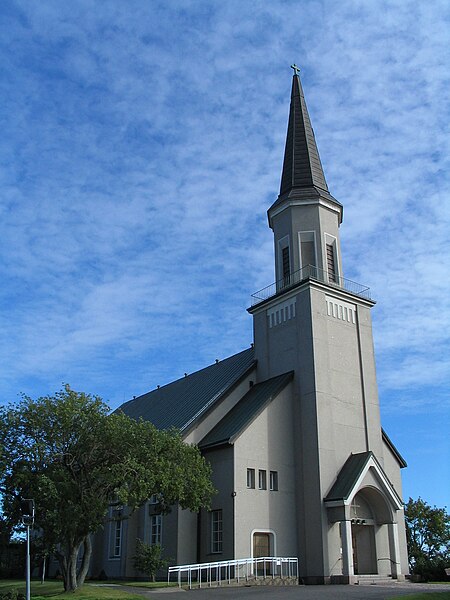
[390,593,450,600]
[0,579,157,599]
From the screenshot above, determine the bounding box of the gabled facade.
[91,69,409,584]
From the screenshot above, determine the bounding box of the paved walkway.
[120,582,450,600]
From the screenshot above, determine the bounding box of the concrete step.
[356,574,397,585]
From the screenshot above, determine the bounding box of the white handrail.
[168,556,298,589]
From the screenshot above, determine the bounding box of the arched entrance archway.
[350,492,377,574]
[325,452,405,582]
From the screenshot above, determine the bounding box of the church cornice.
[267,191,343,229]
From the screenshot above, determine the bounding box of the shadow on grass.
[0,580,145,600]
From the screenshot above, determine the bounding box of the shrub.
[133,539,170,582]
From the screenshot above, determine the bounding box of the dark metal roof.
[199,371,294,450]
[279,73,329,196]
[117,348,256,432]
[382,429,407,468]
[325,452,372,502]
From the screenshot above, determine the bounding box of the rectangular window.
[113,518,122,557]
[326,243,337,283]
[258,469,267,490]
[269,471,278,491]
[247,468,255,489]
[211,509,223,553]
[149,494,158,504]
[150,514,162,545]
[282,246,290,285]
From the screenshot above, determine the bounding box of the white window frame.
[277,235,290,284]
[247,468,255,489]
[150,514,162,545]
[324,233,339,282]
[269,470,278,491]
[258,469,267,490]
[109,506,123,559]
[113,519,122,557]
[211,509,223,554]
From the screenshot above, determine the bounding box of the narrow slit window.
[258,469,267,490]
[326,243,337,283]
[247,468,255,489]
[112,518,122,557]
[150,514,162,545]
[211,510,223,553]
[282,246,290,286]
[269,471,278,491]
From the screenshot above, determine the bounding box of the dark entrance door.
[352,524,377,574]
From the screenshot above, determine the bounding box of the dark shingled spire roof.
[279,73,329,196]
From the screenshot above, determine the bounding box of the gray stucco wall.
[233,382,297,560]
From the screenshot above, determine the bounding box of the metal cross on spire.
[291,63,300,76]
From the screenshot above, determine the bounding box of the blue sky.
[0,0,449,509]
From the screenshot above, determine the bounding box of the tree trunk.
[41,554,46,584]
[55,550,68,591]
[77,535,92,588]
[64,542,81,592]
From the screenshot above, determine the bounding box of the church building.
[91,68,409,585]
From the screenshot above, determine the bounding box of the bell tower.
[248,67,407,584]
[269,65,344,289]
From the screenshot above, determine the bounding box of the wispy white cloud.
[0,0,448,503]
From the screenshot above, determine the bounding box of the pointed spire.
[279,69,329,197]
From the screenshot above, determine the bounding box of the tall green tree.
[405,497,450,580]
[0,385,215,592]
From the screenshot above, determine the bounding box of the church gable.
[324,451,403,511]
[198,372,294,450]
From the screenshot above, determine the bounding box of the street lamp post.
[20,499,35,600]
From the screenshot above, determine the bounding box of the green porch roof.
[325,452,373,502]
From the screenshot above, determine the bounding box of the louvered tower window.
[326,243,337,283]
[282,246,290,286]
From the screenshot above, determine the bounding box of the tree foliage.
[133,539,169,581]
[0,385,215,592]
[405,496,450,581]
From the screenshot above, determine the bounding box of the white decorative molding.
[326,295,356,324]
[267,298,296,328]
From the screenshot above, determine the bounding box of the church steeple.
[268,67,344,286]
[279,66,329,197]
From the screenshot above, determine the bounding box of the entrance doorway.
[253,532,270,557]
[253,532,272,575]
[352,524,377,574]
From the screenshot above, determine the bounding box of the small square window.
[269,471,278,491]
[247,468,255,489]
[258,469,267,490]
